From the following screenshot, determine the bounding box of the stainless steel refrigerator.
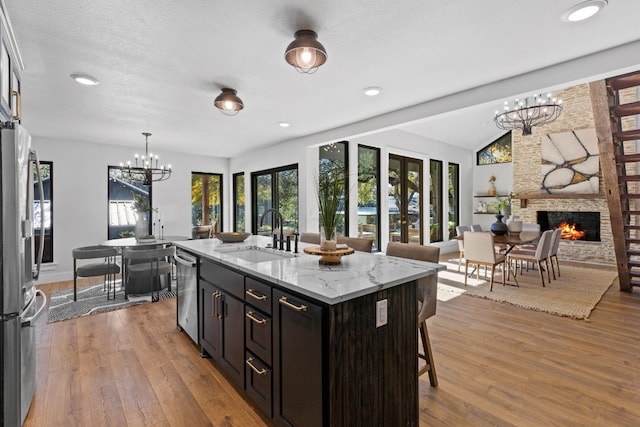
[1,122,47,426]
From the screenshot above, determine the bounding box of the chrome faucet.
[259,208,285,250]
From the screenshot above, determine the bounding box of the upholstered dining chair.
[72,245,121,301]
[548,228,562,279]
[299,232,320,245]
[123,246,175,301]
[470,224,483,232]
[337,235,373,252]
[455,225,471,271]
[462,231,506,291]
[506,229,554,287]
[386,242,440,386]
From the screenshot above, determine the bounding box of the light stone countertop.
[175,235,444,305]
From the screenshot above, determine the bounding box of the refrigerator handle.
[21,290,47,327]
[30,149,45,280]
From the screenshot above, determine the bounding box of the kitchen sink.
[217,246,296,263]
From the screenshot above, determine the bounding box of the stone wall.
[511,83,615,265]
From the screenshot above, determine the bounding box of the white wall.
[33,136,228,284]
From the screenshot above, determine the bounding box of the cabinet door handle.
[279,296,307,312]
[216,292,223,319]
[211,291,217,319]
[246,288,267,301]
[246,357,268,376]
[246,310,268,325]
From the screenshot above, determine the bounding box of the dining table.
[100,235,191,292]
[454,230,541,285]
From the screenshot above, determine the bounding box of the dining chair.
[548,228,562,279]
[336,235,373,252]
[299,232,320,244]
[455,225,471,271]
[470,224,483,231]
[123,246,176,301]
[72,246,121,301]
[385,242,440,386]
[507,230,554,287]
[462,231,506,291]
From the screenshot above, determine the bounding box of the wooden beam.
[589,80,631,291]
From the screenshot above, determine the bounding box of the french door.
[388,154,423,245]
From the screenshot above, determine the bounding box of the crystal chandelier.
[120,132,172,185]
[494,94,563,135]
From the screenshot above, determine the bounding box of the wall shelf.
[514,193,604,208]
[474,194,510,198]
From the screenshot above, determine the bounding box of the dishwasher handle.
[175,253,197,267]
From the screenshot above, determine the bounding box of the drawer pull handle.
[279,296,307,312]
[246,357,268,375]
[246,310,268,325]
[246,289,267,301]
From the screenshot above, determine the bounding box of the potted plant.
[316,168,344,251]
[487,193,513,235]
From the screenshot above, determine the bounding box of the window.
[233,172,245,232]
[319,142,348,235]
[430,159,443,242]
[252,165,298,236]
[108,167,151,239]
[192,172,223,232]
[477,132,512,165]
[448,163,459,239]
[357,145,380,251]
[34,161,53,263]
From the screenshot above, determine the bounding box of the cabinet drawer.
[245,306,272,365]
[245,351,272,418]
[245,277,272,314]
[200,259,244,300]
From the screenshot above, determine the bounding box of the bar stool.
[72,246,121,301]
[385,242,440,386]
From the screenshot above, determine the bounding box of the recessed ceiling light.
[563,0,607,22]
[363,87,382,96]
[278,122,290,128]
[69,73,100,86]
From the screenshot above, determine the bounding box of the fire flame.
[558,222,585,240]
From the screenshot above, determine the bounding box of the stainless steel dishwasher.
[175,249,198,344]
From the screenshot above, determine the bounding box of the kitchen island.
[175,235,443,427]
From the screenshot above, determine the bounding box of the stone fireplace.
[510,83,614,265]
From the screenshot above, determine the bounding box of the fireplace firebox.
[536,211,600,242]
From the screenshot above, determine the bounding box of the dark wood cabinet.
[199,260,245,388]
[197,256,418,426]
[273,289,323,427]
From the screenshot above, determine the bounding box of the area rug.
[437,259,617,320]
[47,283,176,323]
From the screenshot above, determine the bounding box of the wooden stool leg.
[418,321,438,386]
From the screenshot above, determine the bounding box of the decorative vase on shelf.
[320,226,337,251]
[487,182,496,196]
[135,212,149,238]
[490,214,509,236]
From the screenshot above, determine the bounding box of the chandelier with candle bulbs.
[120,132,172,185]
[494,94,563,135]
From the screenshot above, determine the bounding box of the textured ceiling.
[4,0,640,157]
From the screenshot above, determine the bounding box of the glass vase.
[320,226,337,251]
[135,211,149,238]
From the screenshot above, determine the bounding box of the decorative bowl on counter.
[214,232,252,243]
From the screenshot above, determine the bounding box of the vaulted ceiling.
[5,0,640,157]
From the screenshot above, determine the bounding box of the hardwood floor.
[28,268,640,426]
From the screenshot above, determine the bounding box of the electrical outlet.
[376,299,388,327]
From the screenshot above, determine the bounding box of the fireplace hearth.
[536,211,600,242]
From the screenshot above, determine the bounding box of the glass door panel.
[389,154,422,245]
